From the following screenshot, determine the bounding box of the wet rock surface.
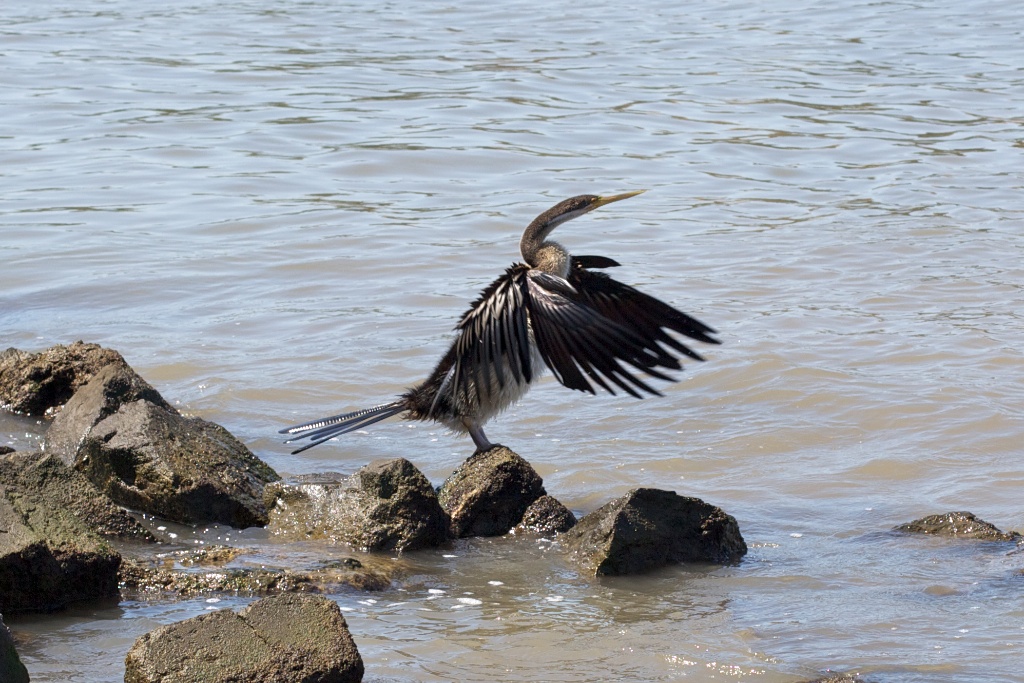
[561,488,747,576]
[119,556,392,597]
[124,593,364,683]
[32,354,280,530]
[894,511,1020,541]
[516,494,577,534]
[0,341,128,416]
[267,458,449,551]
[0,457,122,612]
[0,450,153,541]
[75,397,280,529]
[438,446,546,537]
[45,362,174,463]
[0,613,29,683]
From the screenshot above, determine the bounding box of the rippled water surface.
[3,0,1023,681]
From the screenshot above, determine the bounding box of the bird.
[281,191,719,455]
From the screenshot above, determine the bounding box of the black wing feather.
[525,259,719,398]
[452,264,533,405]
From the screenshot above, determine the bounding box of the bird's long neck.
[521,213,571,277]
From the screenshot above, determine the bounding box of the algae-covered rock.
[437,446,545,537]
[267,458,448,552]
[0,341,128,416]
[0,450,152,541]
[76,398,280,529]
[45,362,174,463]
[30,350,280,529]
[561,488,746,576]
[894,511,1020,541]
[124,593,363,683]
[118,556,392,597]
[0,462,122,612]
[516,494,577,535]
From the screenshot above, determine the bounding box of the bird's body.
[282,191,719,454]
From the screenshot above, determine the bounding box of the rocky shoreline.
[1,342,1020,683]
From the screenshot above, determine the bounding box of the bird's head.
[520,190,645,266]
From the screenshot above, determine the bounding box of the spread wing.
[526,257,719,398]
[447,258,720,404]
[567,257,719,363]
[448,264,534,409]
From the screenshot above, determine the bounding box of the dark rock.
[437,446,545,537]
[561,488,747,576]
[74,398,279,529]
[0,465,121,612]
[266,458,449,552]
[516,495,577,534]
[0,450,153,541]
[894,511,1020,541]
[0,446,14,456]
[0,341,127,416]
[0,613,29,683]
[119,557,392,597]
[124,593,363,683]
[45,362,174,463]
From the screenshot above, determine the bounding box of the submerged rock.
[437,446,546,537]
[267,458,449,552]
[561,488,747,576]
[516,494,577,535]
[124,593,363,683]
[0,341,128,416]
[45,362,280,529]
[894,511,1020,542]
[0,613,29,683]
[0,456,122,612]
[119,556,392,597]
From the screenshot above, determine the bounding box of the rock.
[119,556,392,597]
[0,467,121,612]
[516,495,577,534]
[74,398,280,529]
[0,450,153,541]
[37,353,280,529]
[124,593,363,683]
[266,458,449,551]
[561,488,747,576]
[45,362,174,463]
[0,613,30,683]
[894,511,1020,541]
[437,446,545,537]
[0,341,127,416]
[0,446,14,456]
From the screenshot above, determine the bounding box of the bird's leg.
[463,418,495,453]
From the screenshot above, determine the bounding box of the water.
[2,0,1023,680]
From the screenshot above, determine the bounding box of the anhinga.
[281,191,719,454]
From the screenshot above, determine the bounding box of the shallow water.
[2,0,1023,681]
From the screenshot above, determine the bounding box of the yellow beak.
[592,189,646,209]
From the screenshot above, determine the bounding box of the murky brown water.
[3,0,1024,681]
